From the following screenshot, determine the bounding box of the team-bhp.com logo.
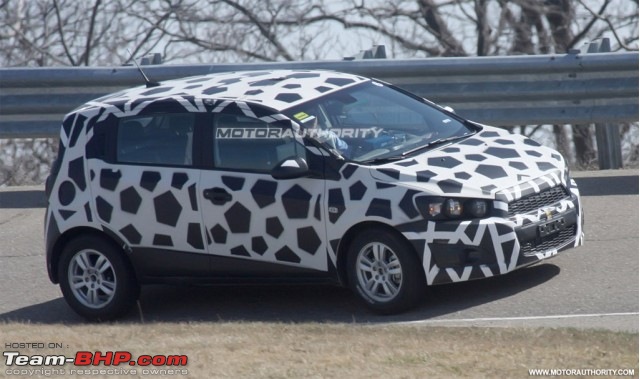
[4,351,188,376]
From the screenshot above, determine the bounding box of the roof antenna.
[127,49,161,88]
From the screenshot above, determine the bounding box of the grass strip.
[1,322,637,378]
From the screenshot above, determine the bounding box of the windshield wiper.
[359,155,406,165]
[401,134,473,157]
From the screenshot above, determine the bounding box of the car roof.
[93,69,370,111]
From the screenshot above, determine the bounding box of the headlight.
[444,199,463,217]
[422,197,490,220]
[466,199,488,218]
[427,202,442,218]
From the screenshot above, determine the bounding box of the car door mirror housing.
[271,157,309,179]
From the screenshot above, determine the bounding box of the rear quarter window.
[116,113,195,166]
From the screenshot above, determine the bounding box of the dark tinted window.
[117,113,194,166]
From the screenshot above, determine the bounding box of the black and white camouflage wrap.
[46,69,584,286]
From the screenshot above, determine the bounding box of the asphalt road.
[0,170,637,331]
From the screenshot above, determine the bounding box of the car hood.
[368,126,567,199]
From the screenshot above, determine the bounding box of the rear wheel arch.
[50,227,134,284]
[57,232,140,321]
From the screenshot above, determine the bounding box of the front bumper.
[402,179,583,286]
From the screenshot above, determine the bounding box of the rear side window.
[117,113,195,166]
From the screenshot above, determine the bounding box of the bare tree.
[3,0,635,65]
[0,0,177,67]
[0,0,180,185]
[267,0,633,165]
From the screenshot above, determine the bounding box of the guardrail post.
[583,38,623,169]
[140,53,163,65]
[344,45,387,60]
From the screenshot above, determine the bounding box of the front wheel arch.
[344,225,427,314]
[335,222,423,287]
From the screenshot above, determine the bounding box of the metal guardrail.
[1,50,638,142]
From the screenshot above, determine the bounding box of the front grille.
[508,186,569,216]
[520,225,577,257]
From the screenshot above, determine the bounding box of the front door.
[198,108,329,276]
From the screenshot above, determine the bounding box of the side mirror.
[271,157,309,179]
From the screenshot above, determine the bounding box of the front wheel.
[347,229,426,314]
[58,235,139,321]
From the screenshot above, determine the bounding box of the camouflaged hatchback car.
[45,69,584,320]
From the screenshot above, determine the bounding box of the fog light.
[467,199,488,218]
[467,249,482,259]
[444,199,463,217]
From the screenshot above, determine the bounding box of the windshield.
[283,81,477,163]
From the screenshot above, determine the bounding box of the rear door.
[88,103,210,277]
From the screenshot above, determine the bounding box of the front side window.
[284,81,477,163]
[117,113,195,166]
[213,113,304,172]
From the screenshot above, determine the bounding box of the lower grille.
[520,225,577,257]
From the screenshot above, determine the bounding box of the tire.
[347,228,425,314]
[58,235,139,321]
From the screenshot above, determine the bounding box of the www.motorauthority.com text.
[529,368,635,376]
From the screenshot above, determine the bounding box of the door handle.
[203,187,232,205]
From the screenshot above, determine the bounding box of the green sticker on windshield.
[294,112,312,121]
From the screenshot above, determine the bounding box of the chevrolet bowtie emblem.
[544,209,553,220]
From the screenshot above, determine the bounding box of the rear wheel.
[347,228,425,314]
[58,235,139,321]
